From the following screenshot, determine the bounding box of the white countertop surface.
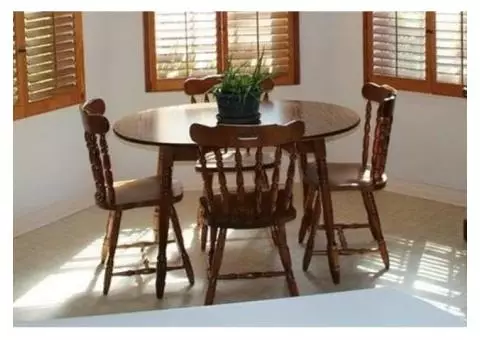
[16,287,466,327]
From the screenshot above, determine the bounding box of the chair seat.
[195,149,276,172]
[113,176,183,209]
[200,189,296,229]
[304,162,387,191]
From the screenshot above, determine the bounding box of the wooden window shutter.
[431,12,467,96]
[364,11,429,93]
[13,16,20,119]
[13,12,86,120]
[144,11,299,91]
[144,12,220,91]
[364,11,467,97]
[224,12,299,85]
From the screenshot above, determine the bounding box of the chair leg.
[205,228,227,305]
[197,202,205,232]
[314,139,340,284]
[298,153,309,206]
[199,183,210,252]
[361,190,379,242]
[170,205,195,285]
[200,223,208,252]
[103,210,122,296]
[155,208,171,300]
[197,203,205,229]
[101,211,115,265]
[153,207,159,242]
[270,226,279,247]
[364,191,389,270]
[303,190,321,271]
[274,224,299,297]
[298,185,315,244]
[208,226,218,267]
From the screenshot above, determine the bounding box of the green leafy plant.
[212,50,273,104]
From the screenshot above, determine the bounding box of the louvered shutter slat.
[154,12,218,79]
[13,11,85,120]
[23,11,79,103]
[13,17,18,105]
[365,11,467,97]
[435,12,467,84]
[227,12,291,75]
[148,11,298,89]
[371,11,426,80]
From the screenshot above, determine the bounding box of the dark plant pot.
[215,92,261,124]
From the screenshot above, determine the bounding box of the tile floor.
[13,186,467,323]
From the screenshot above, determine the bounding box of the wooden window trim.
[143,11,300,92]
[13,12,86,121]
[363,11,466,98]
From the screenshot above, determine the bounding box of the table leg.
[313,139,340,284]
[155,145,174,299]
[153,148,162,242]
[153,208,159,242]
[299,153,309,209]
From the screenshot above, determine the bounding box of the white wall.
[13,11,467,236]
[13,13,111,235]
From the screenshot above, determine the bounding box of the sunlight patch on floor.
[13,225,196,310]
[14,269,100,308]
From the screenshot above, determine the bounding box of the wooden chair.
[184,75,276,252]
[190,121,305,305]
[80,99,194,296]
[299,83,397,279]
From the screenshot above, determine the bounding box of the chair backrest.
[190,121,305,222]
[183,75,275,103]
[361,82,397,184]
[79,98,115,209]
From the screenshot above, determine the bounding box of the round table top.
[113,100,361,147]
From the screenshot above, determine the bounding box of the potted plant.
[212,51,272,124]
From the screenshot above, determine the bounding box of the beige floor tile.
[13,186,467,323]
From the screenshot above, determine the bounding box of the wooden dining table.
[113,100,360,298]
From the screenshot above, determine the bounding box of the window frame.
[363,11,466,98]
[13,11,86,121]
[143,11,300,92]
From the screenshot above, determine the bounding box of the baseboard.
[384,179,466,207]
[13,193,94,238]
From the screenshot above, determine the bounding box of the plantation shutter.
[364,11,467,97]
[144,11,299,91]
[435,12,467,85]
[13,11,85,120]
[24,12,80,102]
[13,17,18,106]
[370,11,426,80]
[226,12,289,72]
[153,12,218,79]
[225,12,297,85]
